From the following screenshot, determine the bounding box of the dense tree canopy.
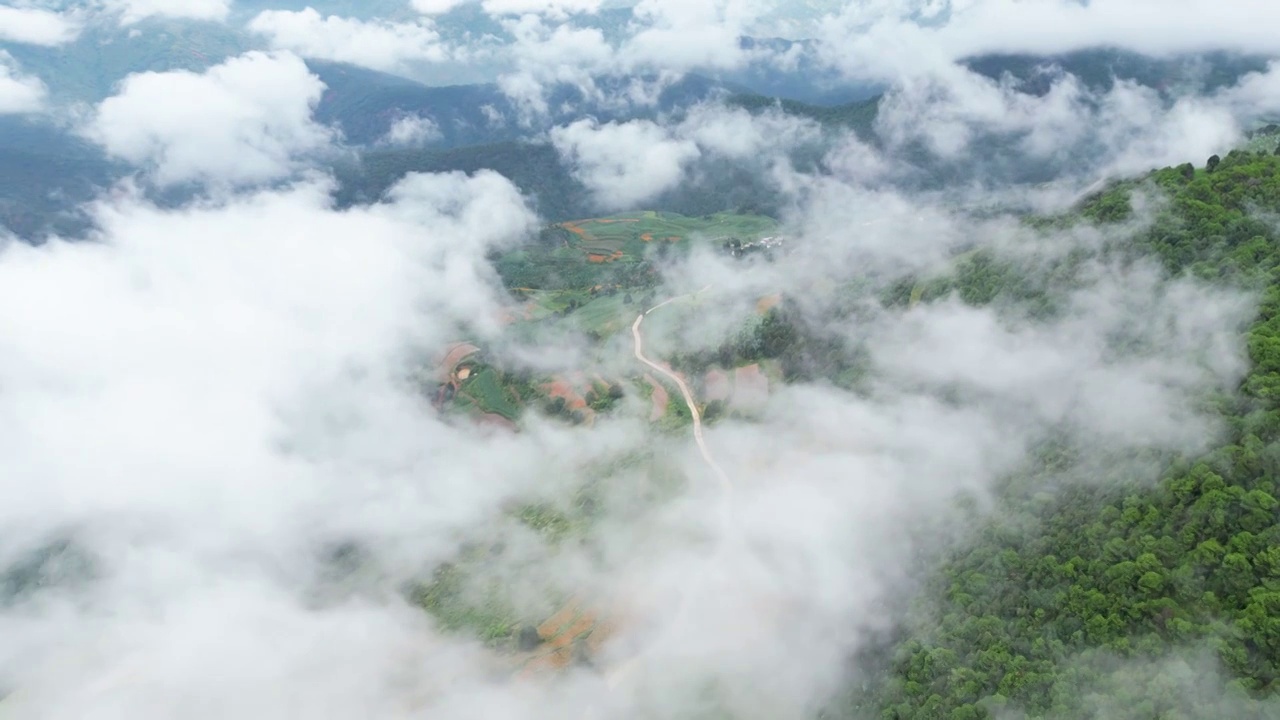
[871,150,1280,719]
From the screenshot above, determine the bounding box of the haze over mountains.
[3,1,1280,719]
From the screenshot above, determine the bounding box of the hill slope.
[872,150,1280,719]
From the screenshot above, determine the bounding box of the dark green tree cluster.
[875,150,1280,719]
[668,300,863,384]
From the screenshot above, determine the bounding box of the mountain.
[0,117,120,241]
[308,61,748,148]
[963,48,1271,98]
[3,17,251,103]
[870,149,1280,718]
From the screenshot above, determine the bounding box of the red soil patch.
[585,250,624,263]
[704,369,731,403]
[561,222,588,238]
[437,342,479,381]
[518,645,575,678]
[476,413,518,432]
[644,374,669,421]
[538,598,582,639]
[516,597,623,679]
[544,377,589,411]
[664,236,680,242]
[585,617,618,656]
[548,612,597,650]
[640,232,654,242]
[756,293,782,315]
[733,363,769,409]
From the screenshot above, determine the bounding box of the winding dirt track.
[600,286,734,692]
[630,287,733,501]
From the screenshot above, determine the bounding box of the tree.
[517,625,540,651]
[544,396,567,416]
[1207,154,1221,173]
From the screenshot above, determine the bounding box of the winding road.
[600,286,737,692]
[630,286,733,502]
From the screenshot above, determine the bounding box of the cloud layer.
[1,1,1279,718]
[84,51,332,187]
[0,52,46,113]
[249,9,451,73]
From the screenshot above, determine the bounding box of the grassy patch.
[460,366,521,420]
[409,562,518,645]
[516,503,575,542]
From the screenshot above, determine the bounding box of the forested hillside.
[333,142,786,223]
[872,150,1280,719]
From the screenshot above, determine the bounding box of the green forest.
[868,150,1280,718]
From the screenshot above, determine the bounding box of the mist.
[1,1,1278,719]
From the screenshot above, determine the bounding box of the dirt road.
[599,287,736,692]
[630,287,733,501]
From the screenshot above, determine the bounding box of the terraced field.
[495,211,779,294]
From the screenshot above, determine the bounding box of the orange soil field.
[734,363,769,407]
[756,293,782,315]
[548,613,597,650]
[544,377,589,411]
[586,250,625,263]
[537,597,582,638]
[477,413,518,432]
[644,374,669,421]
[703,369,731,403]
[437,342,480,381]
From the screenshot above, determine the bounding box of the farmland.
[494,211,779,293]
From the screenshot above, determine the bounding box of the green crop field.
[460,367,522,420]
[496,211,779,292]
[567,294,633,336]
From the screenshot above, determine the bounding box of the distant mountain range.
[0,41,1270,241]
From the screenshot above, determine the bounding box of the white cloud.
[0,169,548,716]
[482,0,602,18]
[377,114,442,146]
[873,267,1251,449]
[498,15,615,117]
[412,0,469,14]
[0,52,46,114]
[676,104,823,161]
[106,0,231,25]
[932,0,1280,59]
[493,0,770,117]
[550,118,700,210]
[817,0,1280,82]
[0,4,79,45]
[620,0,759,72]
[248,9,451,73]
[83,51,333,187]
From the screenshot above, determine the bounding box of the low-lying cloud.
[0,4,79,45]
[551,117,700,209]
[0,51,46,113]
[249,9,452,73]
[83,51,332,187]
[1,1,1278,718]
[105,0,231,25]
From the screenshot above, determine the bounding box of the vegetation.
[408,558,519,645]
[872,149,1280,719]
[458,366,522,421]
[495,211,775,298]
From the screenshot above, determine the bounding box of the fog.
[0,1,1277,718]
